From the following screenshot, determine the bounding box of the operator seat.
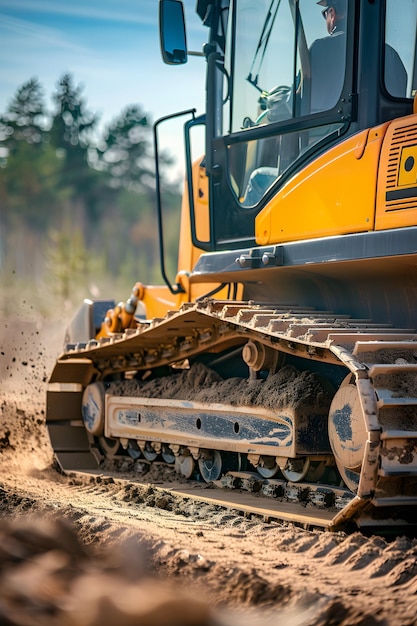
[308,32,346,114]
[385,44,407,98]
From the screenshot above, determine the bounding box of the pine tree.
[0,77,63,232]
[49,73,105,225]
[50,73,97,157]
[97,105,153,192]
[0,77,47,161]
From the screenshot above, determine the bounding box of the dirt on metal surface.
[112,361,331,413]
[1,312,417,626]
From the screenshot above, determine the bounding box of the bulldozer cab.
[159,0,416,252]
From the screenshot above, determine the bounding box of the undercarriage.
[47,300,417,530]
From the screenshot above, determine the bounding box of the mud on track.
[1,314,417,626]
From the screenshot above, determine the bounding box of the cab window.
[223,0,349,207]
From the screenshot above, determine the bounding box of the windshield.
[225,0,347,133]
[222,0,348,207]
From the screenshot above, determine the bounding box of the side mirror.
[159,0,188,65]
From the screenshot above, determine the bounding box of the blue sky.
[0,0,208,132]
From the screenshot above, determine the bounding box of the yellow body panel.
[375,114,417,230]
[255,124,389,246]
[139,285,180,319]
[176,157,238,303]
[177,157,210,272]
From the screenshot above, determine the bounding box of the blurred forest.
[0,74,182,314]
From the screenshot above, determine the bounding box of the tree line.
[0,74,182,306]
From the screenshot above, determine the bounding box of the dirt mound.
[0,513,390,626]
[109,362,331,412]
[0,515,214,626]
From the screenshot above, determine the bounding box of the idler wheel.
[328,376,367,492]
[81,383,105,436]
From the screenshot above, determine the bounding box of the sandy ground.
[1,312,417,626]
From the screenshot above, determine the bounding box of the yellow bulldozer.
[47,0,417,531]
